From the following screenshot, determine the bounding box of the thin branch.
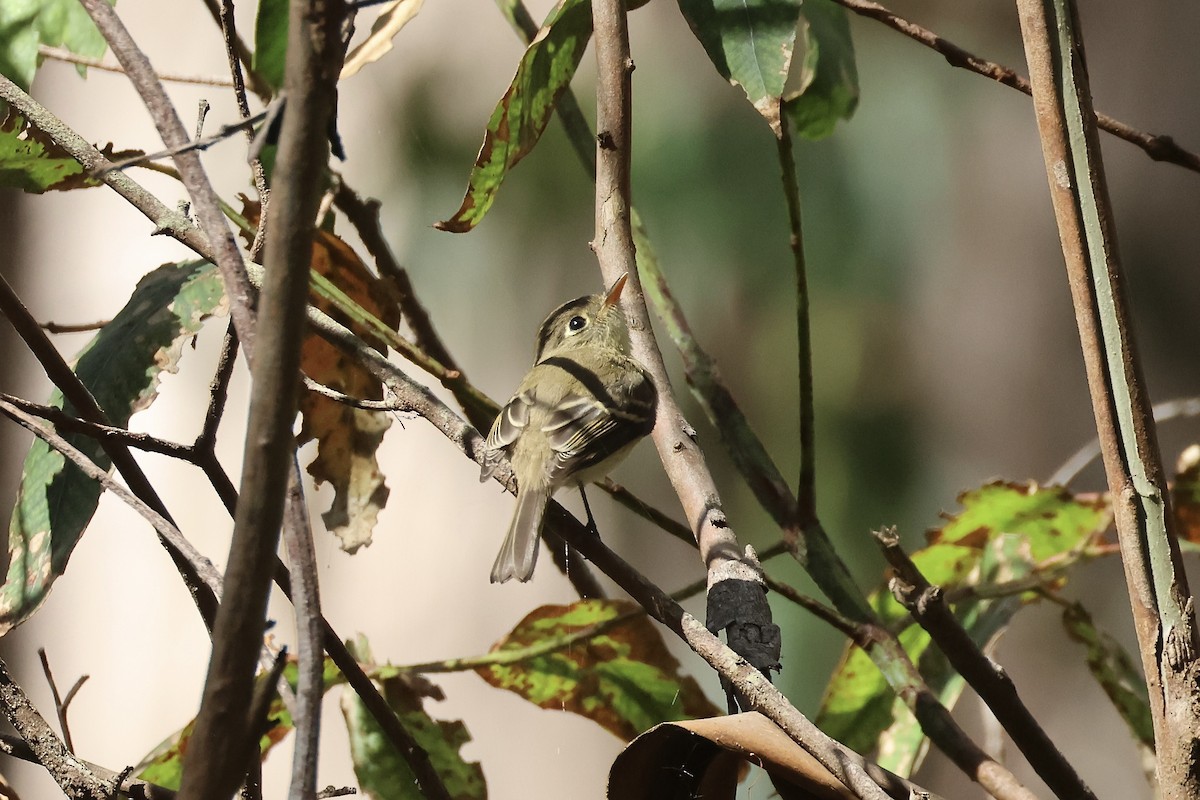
[176,0,350,795]
[282,462,324,800]
[1015,1,1200,795]
[37,319,109,334]
[37,45,236,87]
[96,107,273,175]
[303,375,413,411]
[776,115,816,526]
[832,0,1200,174]
[81,0,258,354]
[196,321,240,455]
[875,527,1098,800]
[0,392,196,461]
[198,0,272,99]
[217,0,271,259]
[1050,396,1200,486]
[36,649,86,755]
[0,658,109,800]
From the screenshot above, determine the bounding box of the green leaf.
[1062,602,1154,749]
[476,599,720,740]
[343,638,486,800]
[0,116,83,191]
[0,116,142,193]
[932,481,1110,563]
[253,0,289,92]
[0,261,226,635]
[784,0,858,140]
[436,0,593,232]
[818,481,1111,769]
[0,0,112,90]
[676,0,802,133]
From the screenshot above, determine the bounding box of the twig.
[303,375,411,411]
[875,527,1097,800]
[316,788,357,799]
[217,0,271,259]
[196,321,240,455]
[0,392,196,461]
[37,45,237,87]
[198,0,272,99]
[1050,396,1200,486]
[96,108,272,175]
[36,649,86,755]
[282,462,324,800]
[1015,1,1200,795]
[591,0,776,674]
[37,319,109,334]
[832,0,1200,174]
[776,115,816,526]
[0,658,109,800]
[81,0,258,354]
[176,0,376,797]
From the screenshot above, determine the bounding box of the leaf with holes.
[477,599,720,740]
[1,260,226,636]
[298,229,398,553]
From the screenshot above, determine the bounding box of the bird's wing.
[478,389,532,482]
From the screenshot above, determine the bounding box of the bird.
[479,273,658,583]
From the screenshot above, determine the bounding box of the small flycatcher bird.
[480,273,658,583]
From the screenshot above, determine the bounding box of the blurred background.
[1,0,1198,797]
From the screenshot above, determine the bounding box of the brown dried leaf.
[297,230,400,552]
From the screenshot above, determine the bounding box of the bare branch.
[834,0,1200,174]
[37,45,236,87]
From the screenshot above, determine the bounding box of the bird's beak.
[603,273,628,309]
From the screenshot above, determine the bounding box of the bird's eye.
[568,315,587,332]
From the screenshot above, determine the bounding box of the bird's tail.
[490,484,551,583]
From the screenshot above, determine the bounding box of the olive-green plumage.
[480,274,657,583]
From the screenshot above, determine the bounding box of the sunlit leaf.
[0,0,112,90]
[343,637,486,800]
[1,261,226,635]
[437,0,593,232]
[676,0,802,134]
[477,599,720,740]
[818,481,1111,769]
[0,115,141,193]
[785,0,858,140]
